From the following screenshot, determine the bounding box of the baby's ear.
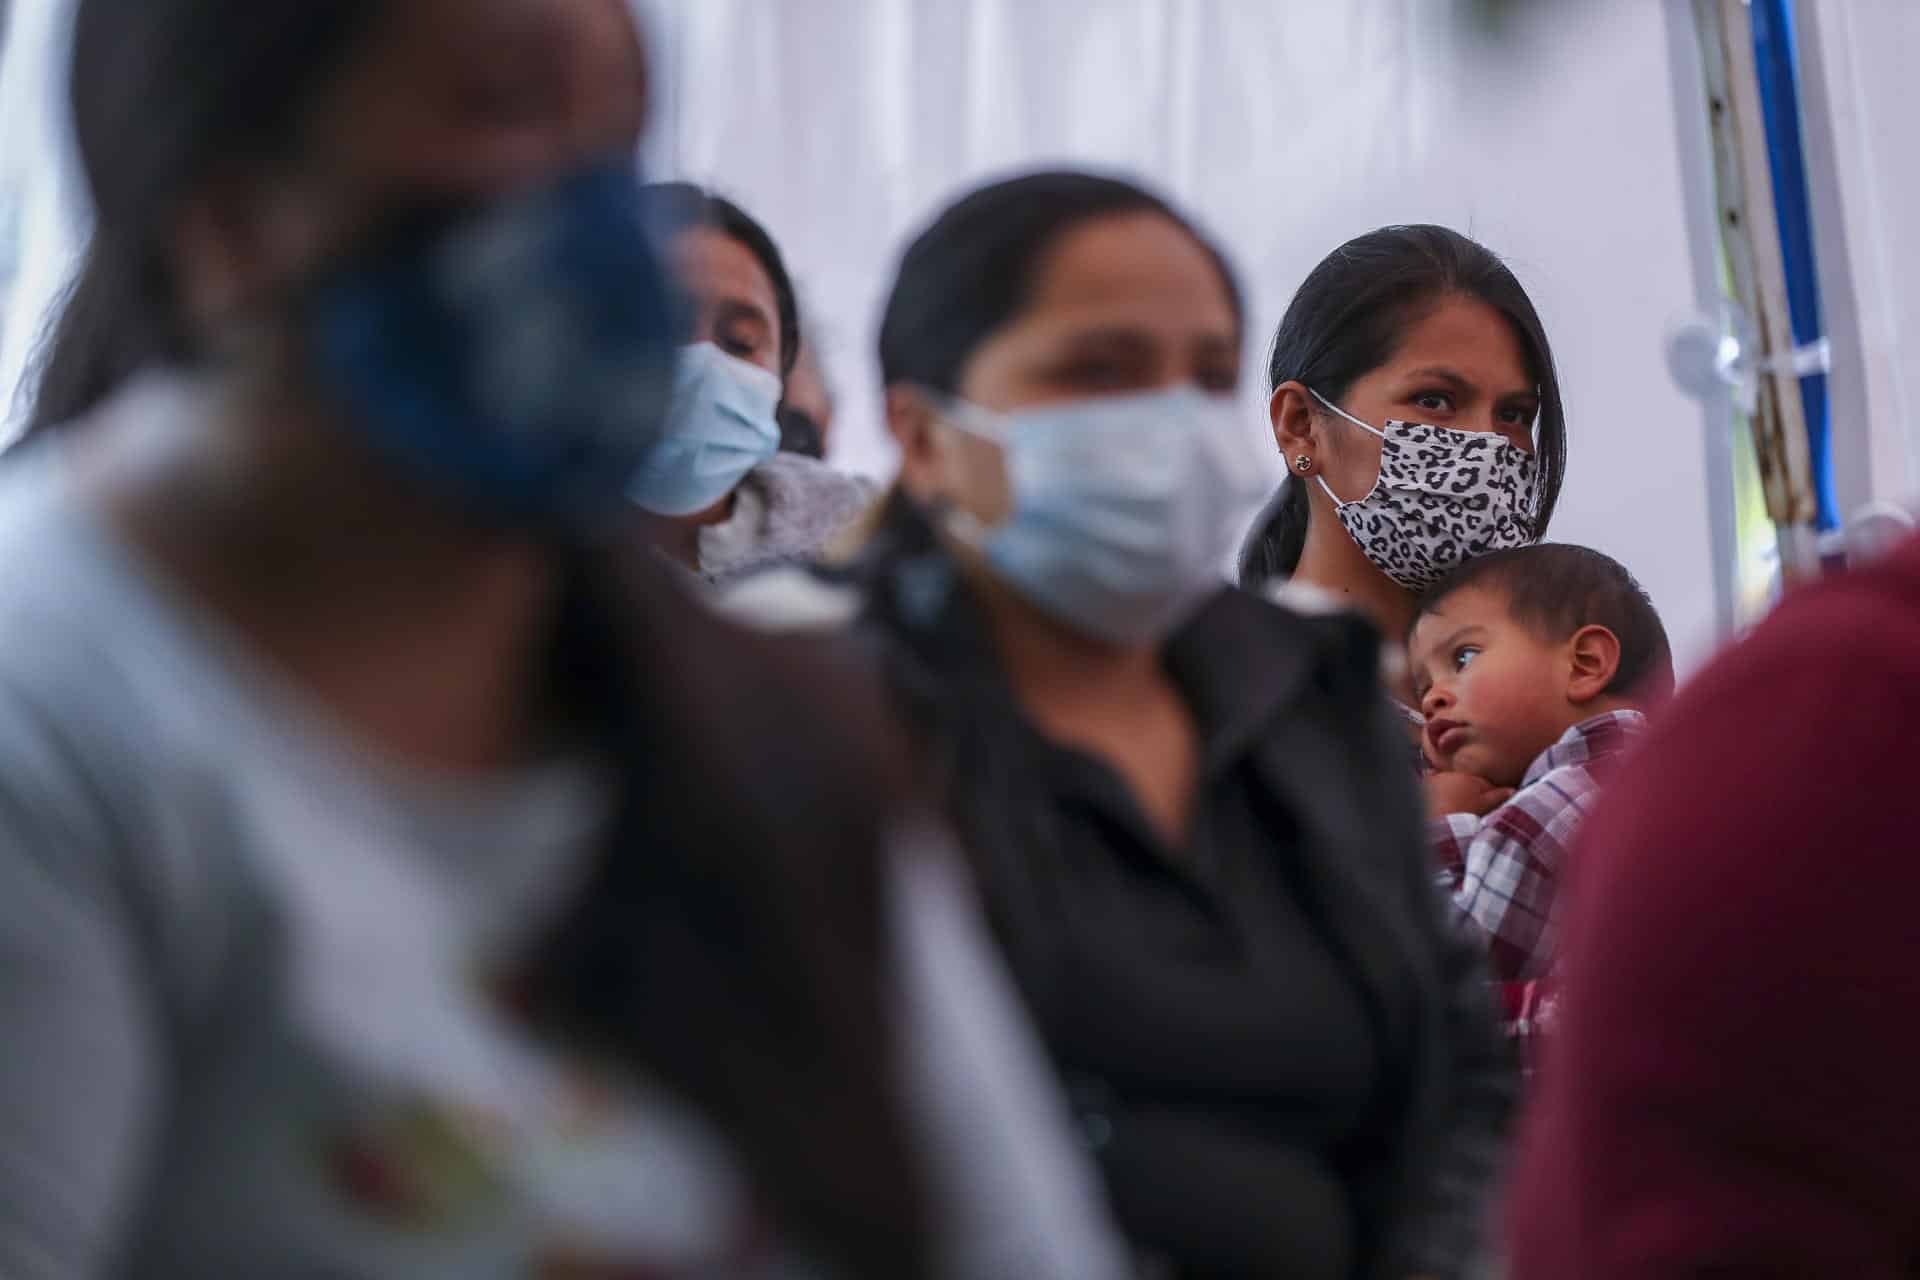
[1566,624,1622,704]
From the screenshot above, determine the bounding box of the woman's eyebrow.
[714,298,775,337]
[1041,327,1162,365]
[1401,366,1472,390]
[1054,325,1158,349]
[1402,366,1537,402]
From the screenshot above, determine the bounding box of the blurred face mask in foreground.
[302,157,678,532]
[629,342,784,516]
[938,385,1267,648]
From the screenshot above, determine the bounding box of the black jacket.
[786,505,1515,1277]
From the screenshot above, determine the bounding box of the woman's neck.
[964,560,1200,848]
[83,377,561,773]
[1291,508,1419,702]
[968,567,1163,715]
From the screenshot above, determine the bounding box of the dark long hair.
[643,181,801,382]
[35,1,929,1272]
[1238,224,1567,587]
[879,169,1242,395]
[26,1,383,432]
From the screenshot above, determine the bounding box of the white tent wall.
[4,1,1917,672]
[0,0,80,418]
[1800,0,1920,511]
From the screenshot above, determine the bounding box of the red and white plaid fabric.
[1432,710,1645,1064]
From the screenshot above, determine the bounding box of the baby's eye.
[1452,645,1482,672]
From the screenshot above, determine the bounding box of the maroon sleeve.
[1507,544,1920,1278]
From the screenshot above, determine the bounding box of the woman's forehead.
[329,0,648,172]
[1016,214,1238,339]
[379,0,639,61]
[671,228,779,322]
[1388,296,1534,390]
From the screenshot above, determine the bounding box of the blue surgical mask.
[302,157,678,532]
[629,342,784,516]
[938,385,1267,647]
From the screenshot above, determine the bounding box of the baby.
[1409,545,1673,1043]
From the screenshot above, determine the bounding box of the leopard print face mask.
[1309,388,1541,592]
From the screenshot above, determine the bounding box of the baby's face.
[1410,586,1577,787]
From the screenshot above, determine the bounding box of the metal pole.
[1692,0,1822,583]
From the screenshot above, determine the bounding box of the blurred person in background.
[1239,226,1568,719]
[0,1,1128,1276]
[1507,539,1920,1275]
[746,170,1515,1279]
[632,182,875,586]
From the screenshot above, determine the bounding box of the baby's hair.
[1415,544,1675,702]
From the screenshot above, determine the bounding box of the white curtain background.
[0,0,81,419]
[1802,0,1920,508]
[10,0,1920,667]
[643,0,1727,664]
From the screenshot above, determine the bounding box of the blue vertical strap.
[1751,0,1838,531]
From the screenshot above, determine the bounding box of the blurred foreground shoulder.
[1506,532,1920,1279]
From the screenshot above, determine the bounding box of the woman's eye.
[1195,367,1239,394]
[718,335,758,360]
[1056,360,1138,390]
[1500,406,1536,427]
[458,65,560,128]
[1453,645,1481,672]
[1414,391,1454,414]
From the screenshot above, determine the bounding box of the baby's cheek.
[1470,675,1533,737]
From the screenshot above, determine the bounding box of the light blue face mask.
[938,384,1268,647]
[629,342,783,516]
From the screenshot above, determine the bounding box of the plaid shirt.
[1432,710,1647,1061]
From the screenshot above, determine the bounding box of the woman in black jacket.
[815,172,1516,1279]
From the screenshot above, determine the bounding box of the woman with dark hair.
[749,171,1514,1278]
[0,2,1122,1276]
[1239,225,1566,704]
[630,181,875,585]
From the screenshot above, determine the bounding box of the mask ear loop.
[1512,389,1546,527]
[916,386,1009,446]
[1306,386,1385,437]
[1304,387,1387,506]
[908,386,1009,551]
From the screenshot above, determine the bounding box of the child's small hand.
[1425,771,1515,821]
